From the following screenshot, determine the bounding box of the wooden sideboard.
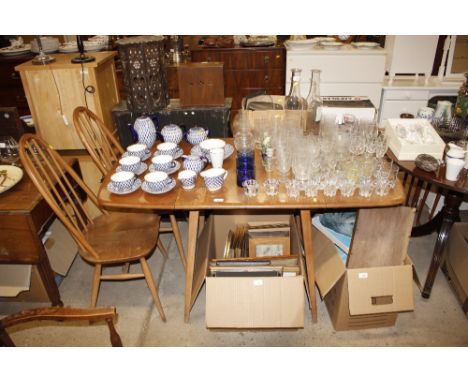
[191,46,286,116]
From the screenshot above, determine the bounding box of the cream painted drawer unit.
[379,76,459,123]
[285,45,387,108]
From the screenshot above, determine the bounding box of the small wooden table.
[98,139,406,323]
[389,152,468,298]
[0,170,62,306]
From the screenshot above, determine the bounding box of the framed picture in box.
[249,236,290,258]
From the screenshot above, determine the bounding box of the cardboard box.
[444,222,468,316]
[0,219,77,302]
[177,62,225,107]
[204,212,305,329]
[384,118,446,160]
[313,206,416,331]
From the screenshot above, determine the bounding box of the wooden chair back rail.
[0,307,122,347]
[73,107,124,175]
[19,134,103,259]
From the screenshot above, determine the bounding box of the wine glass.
[0,136,20,166]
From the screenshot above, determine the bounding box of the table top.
[388,151,468,195]
[98,139,406,211]
[0,170,43,213]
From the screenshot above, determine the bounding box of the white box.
[384,118,446,160]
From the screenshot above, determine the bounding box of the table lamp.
[32,36,55,65]
[71,35,95,64]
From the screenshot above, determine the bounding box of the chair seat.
[80,212,160,264]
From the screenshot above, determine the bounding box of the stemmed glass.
[0,136,20,167]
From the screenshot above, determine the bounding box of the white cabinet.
[379,76,459,122]
[285,45,387,108]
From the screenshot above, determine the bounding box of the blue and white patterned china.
[191,143,234,162]
[109,171,136,192]
[118,155,141,173]
[200,168,228,192]
[134,115,157,149]
[149,160,180,175]
[161,123,183,144]
[126,143,149,160]
[151,154,177,172]
[107,178,142,195]
[116,162,148,176]
[156,142,178,157]
[187,126,209,145]
[178,169,197,190]
[144,171,172,193]
[142,178,176,195]
[182,155,206,174]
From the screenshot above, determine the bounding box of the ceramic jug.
[183,155,206,174]
[134,115,156,149]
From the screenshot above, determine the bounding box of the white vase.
[134,116,156,149]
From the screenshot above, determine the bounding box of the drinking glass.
[285,179,300,199]
[263,179,280,196]
[0,136,20,166]
[276,147,292,182]
[358,176,374,198]
[340,178,356,197]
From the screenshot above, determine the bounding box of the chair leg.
[169,213,186,271]
[157,239,168,258]
[91,264,102,307]
[140,258,166,322]
[122,263,130,274]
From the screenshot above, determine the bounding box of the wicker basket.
[116,36,169,114]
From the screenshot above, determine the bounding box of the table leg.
[37,251,63,307]
[422,191,462,298]
[300,209,318,323]
[184,210,199,323]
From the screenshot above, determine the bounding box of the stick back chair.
[19,134,166,321]
[73,107,186,271]
[0,307,122,346]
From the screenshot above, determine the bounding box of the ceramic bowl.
[199,139,226,155]
[200,168,227,191]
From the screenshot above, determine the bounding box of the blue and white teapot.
[161,123,183,145]
[133,115,156,150]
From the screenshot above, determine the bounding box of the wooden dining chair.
[0,306,122,346]
[72,107,186,271]
[19,134,166,321]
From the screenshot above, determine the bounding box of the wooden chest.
[177,62,224,107]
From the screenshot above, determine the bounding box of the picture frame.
[248,236,290,258]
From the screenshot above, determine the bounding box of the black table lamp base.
[71,53,96,63]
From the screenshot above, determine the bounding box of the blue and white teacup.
[144,171,171,192]
[183,155,206,174]
[161,123,183,144]
[200,168,228,192]
[151,154,176,172]
[110,171,136,191]
[119,155,141,173]
[156,142,178,157]
[178,170,197,190]
[187,126,209,145]
[126,143,148,159]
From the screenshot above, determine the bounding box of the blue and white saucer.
[153,147,184,160]
[107,178,142,195]
[148,160,181,175]
[141,178,177,195]
[122,151,151,162]
[116,162,148,176]
[190,143,234,162]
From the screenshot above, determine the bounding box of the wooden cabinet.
[15,51,120,150]
[191,46,286,114]
[0,54,34,116]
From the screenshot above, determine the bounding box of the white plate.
[148,160,181,175]
[59,44,79,53]
[0,165,24,194]
[320,41,344,50]
[122,151,152,162]
[351,42,380,49]
[116,162,148,176]
[153,147,184,160]
[0,45,31,56]
[107,178,142,195]
[141,178,176,195]
[190,143,234,162]
[284,39,317,50]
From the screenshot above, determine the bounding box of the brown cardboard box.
[177,62,225,107]
[205,212,305,329]
[444,222,468,316]
[314,206,415,330]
